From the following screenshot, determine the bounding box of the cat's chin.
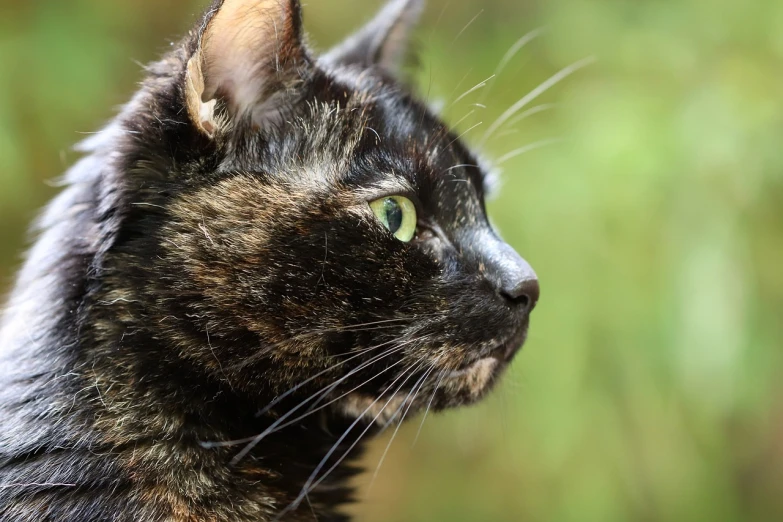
[335,393,410,426]
[445,355,501,380]
[442,356,503,399]
[437,353,509,405]
[436,327,529,405]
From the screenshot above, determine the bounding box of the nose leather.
[502,276,539,311]
[476,229,539,313]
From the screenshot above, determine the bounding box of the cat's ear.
[322,0,424,75]
[185,0,308,136]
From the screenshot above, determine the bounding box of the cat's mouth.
[446,356,501,378]
[334,327,529,423]
[447,327,528,378]
[435,327,529,404]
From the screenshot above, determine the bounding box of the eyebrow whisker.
[481,56,595,145]
[451,10,484,45]
[495,28,546,78]
[495,138,563,165]
[450,74,496,107]
[442,164,479,174]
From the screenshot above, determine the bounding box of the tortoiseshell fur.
[0,1,538,520]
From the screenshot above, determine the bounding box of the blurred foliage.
[2,0,783,520]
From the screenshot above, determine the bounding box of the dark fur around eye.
[0,1,539,521]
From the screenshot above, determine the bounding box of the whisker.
[304,492,318,522]
[450,74,495,107]
[412,369,448,448]
[305,363,424,490]
[495,138,562,165]
[418,65,434,131]
[222,347,410,456]
[481,56,596,145]
[504,103,556,129]
[494,28,546,78]
[227,317,421,371]
[498,383,510,442]
[380,363,434,432]
[229,316,433,402]
[492,104,556,139]
[451,10,484,45]
[266,359,409,435]
[428,0,453,43]
[450,110,476,130]
[302,333,430,414]
[200,341,406,450]
[321,317,414,329]
[446,68,475,104]
[277,363,423,519]
[369,362,439,490]
[442,163,479,174]
[473,28,545,127]
[495,129,520,139]
[252,340,401,416]
[448,121,483,149]
[219,333,431,461]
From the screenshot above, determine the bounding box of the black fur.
[0,1,539,520]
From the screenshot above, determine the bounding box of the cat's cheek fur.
[155,171,440,388]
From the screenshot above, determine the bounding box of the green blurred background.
[2,0,783,520]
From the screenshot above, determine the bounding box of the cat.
[0,0,539,520]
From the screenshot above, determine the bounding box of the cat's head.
[107,0,539,422]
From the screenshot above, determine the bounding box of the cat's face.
[125,0,538,422]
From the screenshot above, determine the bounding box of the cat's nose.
[484,234,539,314]
[500,275,540,313]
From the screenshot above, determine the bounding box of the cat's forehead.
[317,68,488,194]
[217,67,488,216]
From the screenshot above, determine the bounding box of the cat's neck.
[0,145,367,521]
[78,311,369,520]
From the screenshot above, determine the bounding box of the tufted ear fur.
[185,0,308,136]
[322,0,424,75]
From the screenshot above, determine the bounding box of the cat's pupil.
[383,198,403,234]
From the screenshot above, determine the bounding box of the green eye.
[369,196,417,242]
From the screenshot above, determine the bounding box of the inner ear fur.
[185,0,307,136]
